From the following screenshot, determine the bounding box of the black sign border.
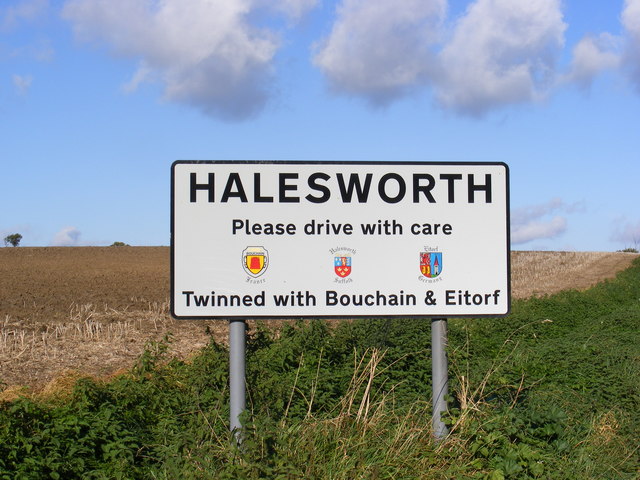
[171,160,511,320]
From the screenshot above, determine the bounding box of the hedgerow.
[1,259,638,479]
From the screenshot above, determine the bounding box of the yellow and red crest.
[243,246,269,277]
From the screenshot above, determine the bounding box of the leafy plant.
[109,242,130,247]
[1,258,639,478]
[3,233,22,247]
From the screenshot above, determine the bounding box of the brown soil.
[0,246,169,323]
[1,247,637,395]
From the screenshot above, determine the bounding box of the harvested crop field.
[1,247,638,394]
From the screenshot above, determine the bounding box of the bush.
[1,258,639,478]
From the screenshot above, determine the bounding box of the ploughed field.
[1,247,637,394]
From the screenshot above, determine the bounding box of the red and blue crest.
[420,252,442,278]
[334,256,352,277]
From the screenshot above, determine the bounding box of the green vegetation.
[110,242,130,247]
[3,233,22,247]
[1,258,639,479]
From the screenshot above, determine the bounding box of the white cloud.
[313,0,446,106]
[562,33,621,89]
[512,216,567,245]
[511,198,583,245]
[12,73,33,95]
[269,0,318,21]
[622,0,640,92]
[1,0,53,62]
[1,0,48,32]
[52,227,81,246]
[611,219,640,247]
[58,0,640,118]
[313,0,568,115]
[435,0,566,116]
[121,63,151,94]
[623,0,640,34]
[62,0,316,121]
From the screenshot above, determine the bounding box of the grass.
[0,257,639,478]
[0,306,154,365]
[0,301,220,392]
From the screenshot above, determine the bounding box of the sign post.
[229,319,246,442]
[431,318,449,440]
[171,161,510,439]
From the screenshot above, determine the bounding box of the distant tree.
[110,241,130,247]
[3,233,22,247]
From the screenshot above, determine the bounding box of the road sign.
[171,161,510,318]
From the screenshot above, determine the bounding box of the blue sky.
[1,0,639,251]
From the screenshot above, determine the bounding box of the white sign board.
[171,161,510,318]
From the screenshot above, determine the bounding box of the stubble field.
[1,246,637,394]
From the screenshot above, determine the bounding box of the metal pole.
[229,319,246,443]
[431,317,449,441]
